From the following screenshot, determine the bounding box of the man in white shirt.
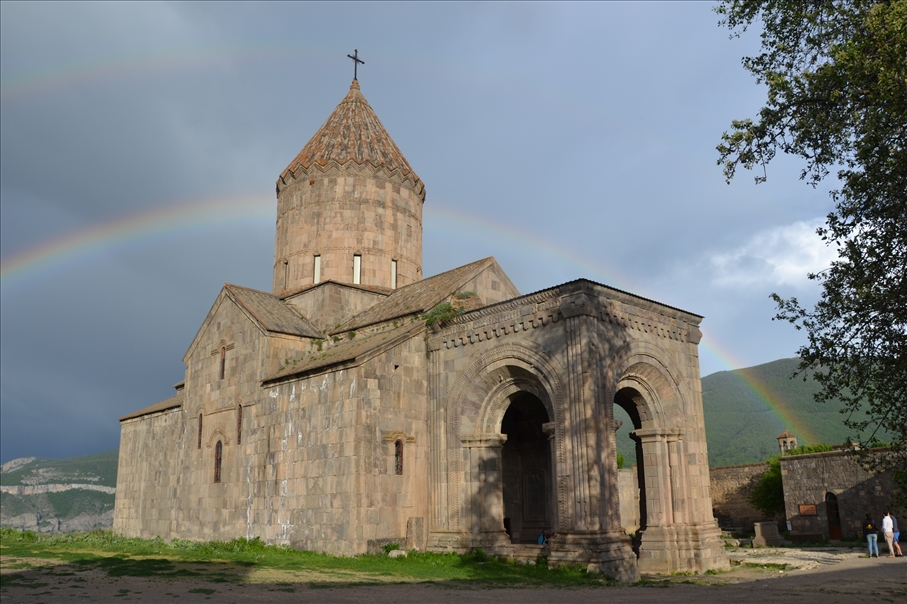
[882,512,895,557]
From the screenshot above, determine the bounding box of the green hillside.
[0,449,118,488]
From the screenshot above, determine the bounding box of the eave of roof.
[119,394,182,422]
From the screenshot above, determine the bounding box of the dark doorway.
[615,387,646,556]
[826,492,842,540]
[501,393,552,544]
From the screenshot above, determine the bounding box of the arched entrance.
[825,492,842,540]
[500,393,553,544]
[614,387,647,555]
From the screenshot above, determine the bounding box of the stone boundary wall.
[1,484,116,495]
[781,449,893,540]
[709,463,768,533]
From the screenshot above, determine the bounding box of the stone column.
[633,427,679,573]
[542,421,558,531]
[460,433,512,554]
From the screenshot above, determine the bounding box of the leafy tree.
[749,457,785,518]
[749,444,837,518]
[716,0,906,496]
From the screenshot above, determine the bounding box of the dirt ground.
[1,546,904,603]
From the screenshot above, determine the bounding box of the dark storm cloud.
[1,2,832,462]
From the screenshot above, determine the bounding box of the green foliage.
[347,331,356,340]
[716,0,907,496]
[422,302,463,327]
[749,443,836,518]
[382,542,400,553]
[616,453,626,470]
[453,291,477,300]
[784,443,834,456]
[0,529,616,587]
[748,458,784,518]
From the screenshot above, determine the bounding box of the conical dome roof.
[281,80,421,185]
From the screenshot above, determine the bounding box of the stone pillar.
[460,434,512,554]
[633,427,679,573]
[542,421,559,531]
[547,290,639,581]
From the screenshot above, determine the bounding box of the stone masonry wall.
[708,463,769,533]
[274,164,423,294]
[781,450,894,540]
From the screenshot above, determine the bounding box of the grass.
[0,528,616,589]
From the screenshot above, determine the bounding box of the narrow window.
[391,259,397,289]
[214,441,223,483]
[283,259,289,290]
[394,440,403,476]
[220,347,226,380]
[313,255,321,284]
[198,414,203,449]
[353,254,361,285]
[237,405,243,445]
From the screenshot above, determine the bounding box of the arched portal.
[615,386,647,555]
[500,392,553,544]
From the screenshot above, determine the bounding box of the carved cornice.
[427,286,699,352]
[278,160,425,201]
[460,433,507,448]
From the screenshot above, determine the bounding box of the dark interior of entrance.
[615,387,647,555]
[501,393,552,544]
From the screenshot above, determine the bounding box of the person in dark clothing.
[863,513,880,557]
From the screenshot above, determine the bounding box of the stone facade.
[114,79,728,580]
[709,462,769,533]
[780,449,894,540]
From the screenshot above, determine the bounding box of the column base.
[638,522,729,574]
[548,530,640,582]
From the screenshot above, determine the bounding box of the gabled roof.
[778,428,796,439]
[333,257,497,334]
[280,80,421,187]
[281,279,392,300]
[119,393,182,422]
[225,284,323,338]
[264,321,423,383]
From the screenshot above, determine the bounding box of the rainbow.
[0,195,814,444]
[1,44,330,103]
[425,203,817,446]
[0,194,274,289]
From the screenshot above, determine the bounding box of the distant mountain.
[0,449,118,533]
[615,358,874,468]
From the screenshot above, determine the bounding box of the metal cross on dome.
[347,49,364,80]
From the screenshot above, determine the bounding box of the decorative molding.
[428,289,698,354]
[459,433,507,448]
[278,159,425,201]
[383,429,416,444]
[210,342,235,356]
[206,427,230,448]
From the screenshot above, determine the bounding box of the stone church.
[114,77,727,580]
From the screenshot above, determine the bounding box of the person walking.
[892,514,903,557]
[881,512,896,557]
[863,513,880,558]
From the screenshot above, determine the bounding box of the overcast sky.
[0,2,837,463]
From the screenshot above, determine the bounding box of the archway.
[614,386,647,555]
[500,392,553,544]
